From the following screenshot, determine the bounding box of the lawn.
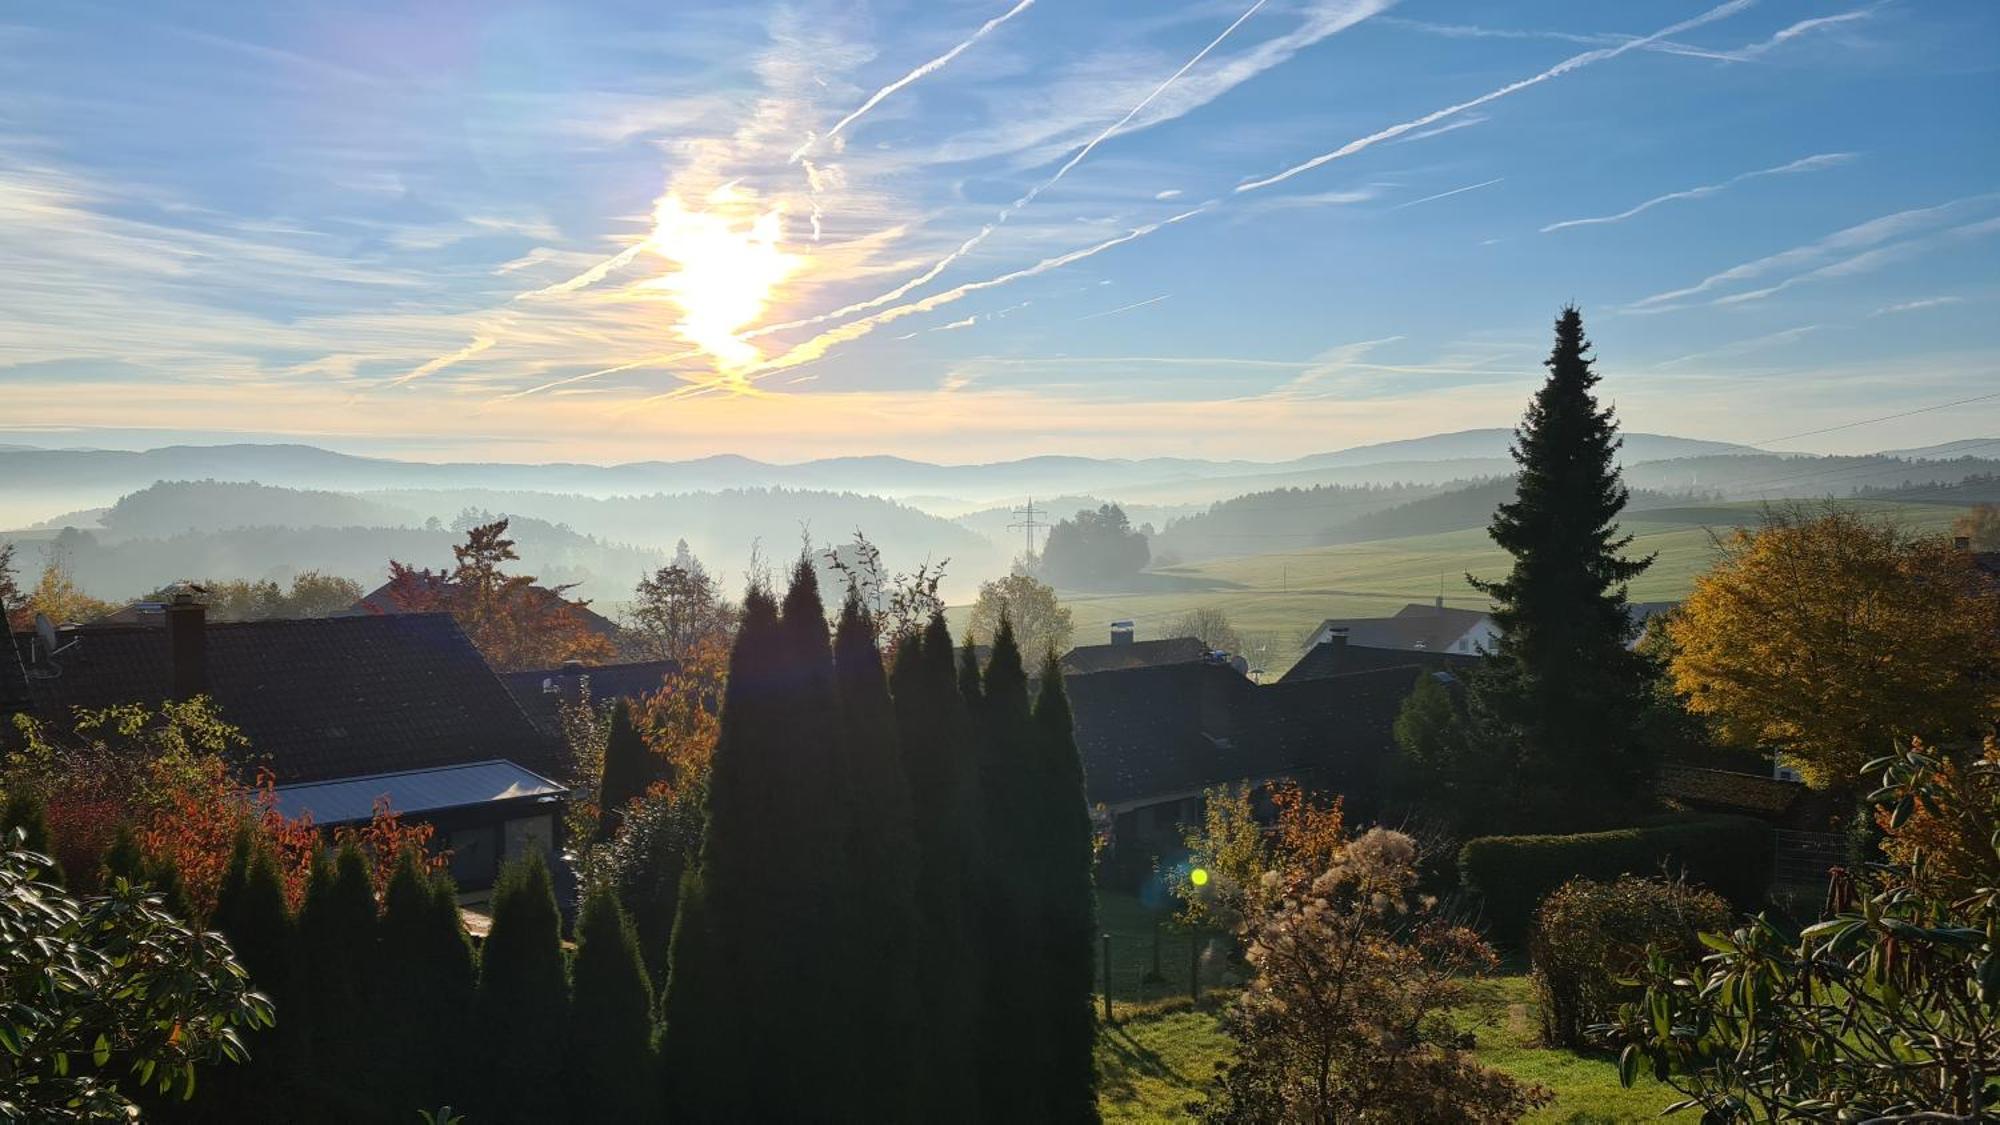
[1093,892,1682,1122]
[997,500,1962,677]
[1094,977,1681,1123]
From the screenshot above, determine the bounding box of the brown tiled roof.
[1656,764,1803,819]
[5,614,557,784]
[353,576,623,640]
[1061,636,1211,676]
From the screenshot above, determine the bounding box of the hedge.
[1458,815,1773,945]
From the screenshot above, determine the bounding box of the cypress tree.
[202,826,294,1121]
[144,853,194,923]
[378,850,474,1115]
[295,843,378,1121]
[1032,656,1101,1123]
[1469,306,1656,830]
[832,591,922,1122]
[973,616,1044,1123]
[596,697,660,842]
[1,789,60,884]
[892,614,983,1115]
[475,852,568,1125]
[566,886,659,1121]
[660,586,780,1121]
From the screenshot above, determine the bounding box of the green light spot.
[1189,868,1209,887]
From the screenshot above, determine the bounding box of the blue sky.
[2,0,1996,462]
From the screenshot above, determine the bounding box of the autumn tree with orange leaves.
[382,518,616,672]
[1667,506,2000,790]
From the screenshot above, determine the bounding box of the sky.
[2,0,1997,464]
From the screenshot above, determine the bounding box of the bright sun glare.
[641,183,802,373]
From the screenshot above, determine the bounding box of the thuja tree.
[294,844,377,1121]
[565,886,658,1120]
[1469,306,1655,830]
[377,849,475,1115]
[1031,656,1101,1124]
[474,852,569,1125]
[891,616,983,1115]
[1610,738,2000,1120]
[832,591,923,1121]
[596,697,662,842]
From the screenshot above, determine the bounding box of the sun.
[640,183,802,371]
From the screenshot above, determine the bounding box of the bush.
[1458,815,1770,945]
[1528,875,1731,1048]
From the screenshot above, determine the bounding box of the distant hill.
[1874,438,2000,461]
[1291,429,1764,468]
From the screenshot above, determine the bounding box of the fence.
[1772,829,1847,897]
[1094,893,1233,1014]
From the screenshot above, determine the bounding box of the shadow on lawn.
[1095,1018,1203,1103]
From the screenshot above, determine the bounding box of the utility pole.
[1008,497,1047,557]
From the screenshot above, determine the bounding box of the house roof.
[352,575,623,640]
[1656,764,1803,819]
[5,613,558,785]
[1280,639,1478,683]
[1061,636,1211,675]
[270,759,566,825]
[1065,659,1425,811]
[1315,603,1492,652]
[499,658,680,736]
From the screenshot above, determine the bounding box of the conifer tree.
[973,617,1044,1122]
[596,697,661,841]
[295,843,377,1120]
[475,852,568,1125]
[832,591,922,1121]
[144,852,195,923]
[1,789,59,884]
[1469,306,1656,830]
[378,849,474,1114]
[566,886,659,1121]
[203,826,294,1120]
[891,616,983,1114]
[1032,657,1101,1123]
[98,821,145,889]
[660,586,780,1121]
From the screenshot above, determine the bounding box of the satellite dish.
[33,613,78,659]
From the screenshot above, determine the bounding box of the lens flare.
[641,184,801,371]
[1189,867,1209,887]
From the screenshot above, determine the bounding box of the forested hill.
[1150,482,1441,562]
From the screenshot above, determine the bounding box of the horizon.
[4,1,1998,462]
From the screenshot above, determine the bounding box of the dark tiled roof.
[1281,640,1477,683]
[500,659,680,737]
[1061,636,1211,675]
[5,614,557,785]
[1314,603,1492,653]
[1065,660,1424,812]
[353,576,623,640]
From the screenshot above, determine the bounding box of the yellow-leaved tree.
[1667,506,2000,789]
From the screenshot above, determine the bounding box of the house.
[1304,600,1498,656]
[4,596,565,890]
[350,572,625,647]
[1060,623,1215,676]
[1281,626,1480,683]
[499,658,681,739]
[1062,652,1431,880]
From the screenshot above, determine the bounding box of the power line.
[1748,387,2000,448]
[1007,497,1048,557]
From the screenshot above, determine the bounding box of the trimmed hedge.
[1458,815,1772,945]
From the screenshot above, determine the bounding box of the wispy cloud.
[1656,325,1823,368]
[1392,177,1502,211]
[1377,16,1744,63]
[1630,194,2000,309]
[1727,7,1877,60]
[1542,153,1855,233]
[1390,114,1488,144]
[1235,0,1757,193]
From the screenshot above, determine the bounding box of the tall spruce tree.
[1469,306,1656,829]
[596,697,660,841]
[295,844,379,1122]
[1032,655,1101,1123]
[891,615,983,1115]
[474,852,569,1125]
[660,586,780,1121]
[972,617,1045,1123]
[832,591,922,1122]
[566,886,659,1121]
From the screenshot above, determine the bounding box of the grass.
[1005,501,1963,677]
[1093,891,1681,1122]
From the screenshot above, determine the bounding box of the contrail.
[1235,0,1757,193]
[513,242,647,301]
[748,205,1213,375]
[1076,294,1171,321]
[790,0,1037,162]
[1391,177,1503,210]
[493,350,703,402]
[391,335,495,386]
[1542,153,1853,232]
[753,0,1275,339]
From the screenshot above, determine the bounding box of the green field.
[996,501,1964,677]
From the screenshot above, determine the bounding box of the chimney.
[1109,620,1134,646]
[166,592,206,701]
[1435,593,1445,610]
[1325,626,1349,652]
